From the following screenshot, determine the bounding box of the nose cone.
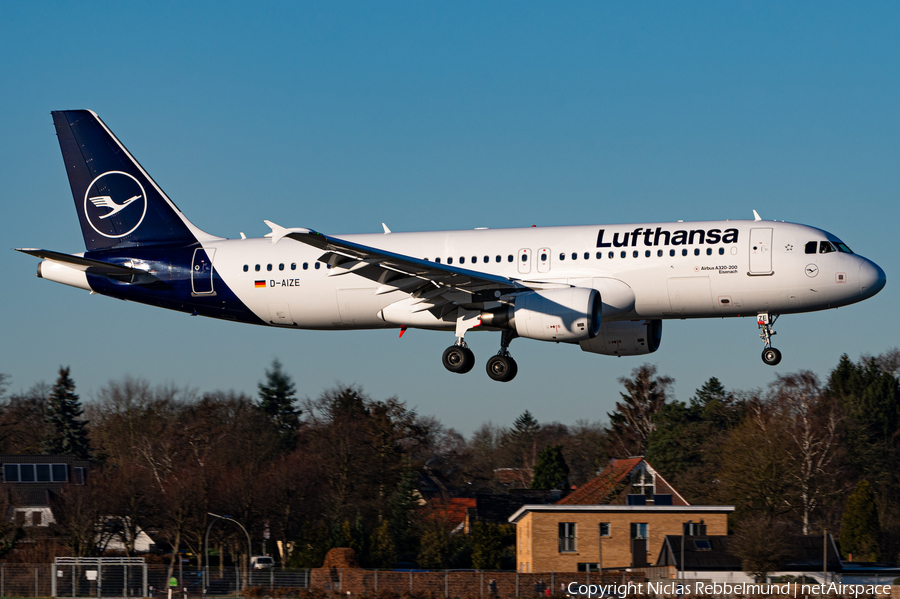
[859,259,886,298]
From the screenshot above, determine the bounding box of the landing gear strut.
[486,330,518,382]
[757,313,782,366]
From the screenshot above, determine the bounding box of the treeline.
[0,349,897,571]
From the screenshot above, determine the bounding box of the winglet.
[753,210,762,221]
[382,223,391,234]
[263,220,312,244]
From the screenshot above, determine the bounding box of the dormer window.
[631,463,655,498]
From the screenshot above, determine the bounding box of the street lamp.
[204,513,253,597]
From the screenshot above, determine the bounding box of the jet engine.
[579,319,662,356]
[481,288,602,342]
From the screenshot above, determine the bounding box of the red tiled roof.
[557,457,643,505]
[427,498,476,526]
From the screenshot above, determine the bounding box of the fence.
[0,564,310,598]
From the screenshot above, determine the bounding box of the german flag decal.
[254,280,266,288]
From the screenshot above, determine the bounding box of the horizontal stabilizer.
[15,248,145,275]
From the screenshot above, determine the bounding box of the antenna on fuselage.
[753,210,762,221]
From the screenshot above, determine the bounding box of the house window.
[693,540,712,551]
[631,463,655,497]
[31,511,42,526]
[684,522,705,536]
[630,523,648,539]
[4,463,72,483]
[14,511,24,526]
[599,522,610,537]
[559,522,576,552]
[73,467,85,485]
[578,563,600,572]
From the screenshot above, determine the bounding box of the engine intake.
[481,288,601,342]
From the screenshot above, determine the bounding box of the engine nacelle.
[483,288,602,342]
[579,319,662,356]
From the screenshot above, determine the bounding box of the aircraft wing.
[266,223,565,312]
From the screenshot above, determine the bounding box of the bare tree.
[769,371,843,534]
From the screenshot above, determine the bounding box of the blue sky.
[2,2,898,435]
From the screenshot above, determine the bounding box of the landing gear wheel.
[762,347,782,366]
[486,355,518,382]
[443,345,475,374]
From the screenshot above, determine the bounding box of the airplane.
[17,110,887,382]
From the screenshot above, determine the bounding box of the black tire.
[762,347,782,366]
[459,347,476,373]
[443,346,475,374]
[486,355,518,382]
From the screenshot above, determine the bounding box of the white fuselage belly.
[210,220,868,330]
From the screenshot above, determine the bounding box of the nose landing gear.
[758,313,782,366]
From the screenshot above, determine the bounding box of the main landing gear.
[757,312,782,366]
[486,330,518,382]
[442,323,518,382]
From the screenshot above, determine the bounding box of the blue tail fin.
[52,110,215,251]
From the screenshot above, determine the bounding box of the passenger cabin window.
[559,253,565,261]
[508,255,514,262]
[243,265,248,272]
[435,258,441,263]
[495,255,501,262]
[694,249,700,256]
[460,257,465,264]
[572,252,577,260]
[303,263,308,270]
[805,241,818,254]
[820,241,836,254]
[669,250,675,257]
[620,251,626,258]
[267,264,273,271]
[682,249,688,256]
[596,252,603,259]
[315,263,320,269]
[540,252,548,261]
[255,264,261,272]
[448,257,453,264]
[719,248,725,255]
[657,250,663,257]
[483,256,489,263]
[279,263,284,271]
[632,251,638,258]
[706,248,712,255]
[645,250,651,257]
[608,251,614,259]
[291,263,296,270]
[472,256,477,263]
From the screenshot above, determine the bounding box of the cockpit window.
[819,241,836,254]
[805,241,817,254]
[836,243,853,254]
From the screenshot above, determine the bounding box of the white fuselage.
[208,219,880,330]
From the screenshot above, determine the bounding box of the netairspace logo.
[565,582,892,597]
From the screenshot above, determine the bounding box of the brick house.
[508,457,733,573]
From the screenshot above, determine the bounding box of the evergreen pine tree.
[42,367,91,459]
[530,445,570,490]
[840,480,881,561]
[257,360,301,446]
[369,518,397,567]
[389,466,419,553]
